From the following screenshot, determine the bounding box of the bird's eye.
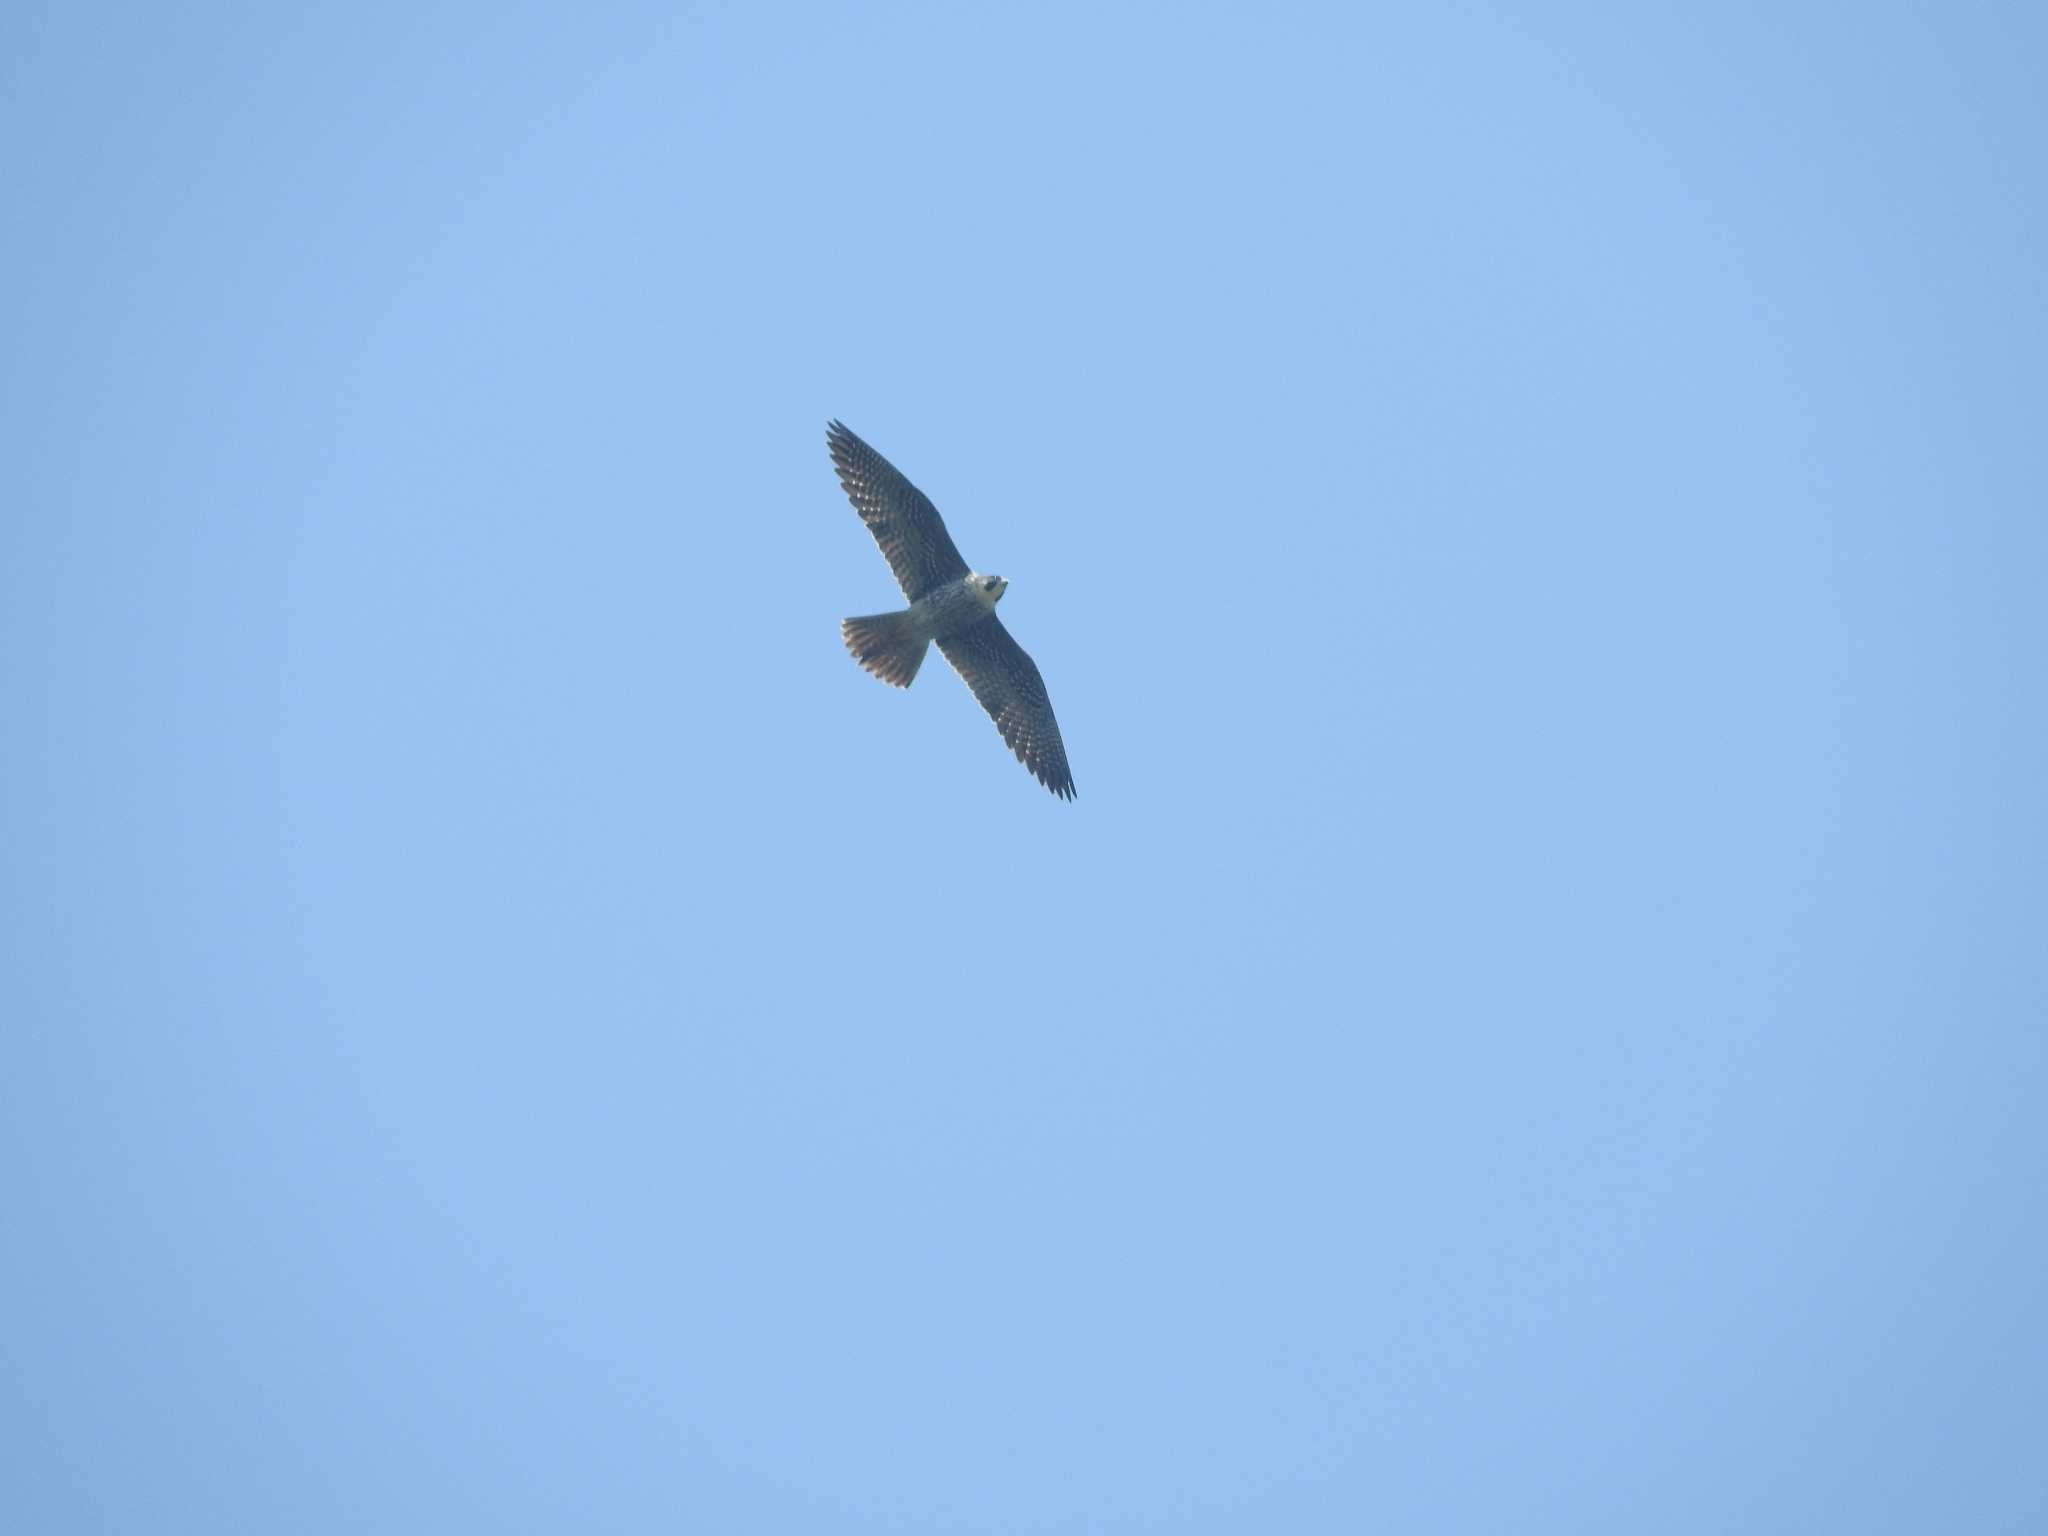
[985,578,998,591]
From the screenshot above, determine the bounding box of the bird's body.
[827,421,1075,800]
[840,571,1003,687]
[910,570,1006,641]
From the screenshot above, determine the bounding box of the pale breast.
[913,575,998,639]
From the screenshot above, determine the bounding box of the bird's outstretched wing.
[937,616,1075,800]
[827,421,971,602]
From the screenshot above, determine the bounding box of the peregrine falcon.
[828,420,1076,800]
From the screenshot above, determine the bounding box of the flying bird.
[828,420,1075,800]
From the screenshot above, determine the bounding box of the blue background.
[6,3,2044,1529]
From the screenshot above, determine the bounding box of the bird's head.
[973,572,1008,607]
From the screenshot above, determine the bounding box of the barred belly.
[912,577,993,639]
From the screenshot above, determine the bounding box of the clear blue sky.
[5,3,2044,1530]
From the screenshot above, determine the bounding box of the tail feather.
[842,610,929,688]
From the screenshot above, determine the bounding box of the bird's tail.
[842,610,929,687]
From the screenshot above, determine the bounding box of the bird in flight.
[827,420,1075,800]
